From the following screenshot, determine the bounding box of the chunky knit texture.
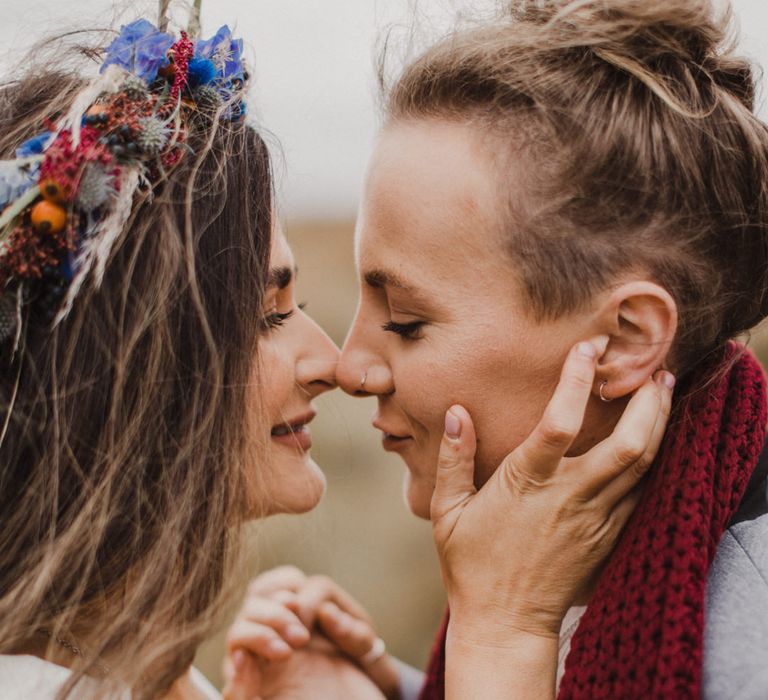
[419,344,767,700]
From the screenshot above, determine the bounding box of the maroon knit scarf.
[419,344,767,700]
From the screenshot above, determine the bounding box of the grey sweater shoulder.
[704,457,768,700]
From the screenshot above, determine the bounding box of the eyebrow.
[363,269,419,293]
[268,266,297,290]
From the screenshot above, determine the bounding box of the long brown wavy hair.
[0,32,273,699]
[381,0,768,374]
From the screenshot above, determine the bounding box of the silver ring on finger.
[359,637,386,666]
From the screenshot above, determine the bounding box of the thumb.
[222,650,263,700]
[431,405,478,521]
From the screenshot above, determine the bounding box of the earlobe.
[595,281,678,400]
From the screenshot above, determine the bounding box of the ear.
[595,281,678,401]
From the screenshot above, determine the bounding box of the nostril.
[353,389,372,398]
[309,379,335,389]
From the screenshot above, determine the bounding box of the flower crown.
[0,19,248,346]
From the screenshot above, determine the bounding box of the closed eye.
[261,309,295,330]
[260,302,307,332]
[382,320,425,340]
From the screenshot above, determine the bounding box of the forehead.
[356,119,510,281]
[270,225,295,270]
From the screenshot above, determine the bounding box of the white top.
[556,605,588,692]
[0,612,587,699]
[0,655,220,699]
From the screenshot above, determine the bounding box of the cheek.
[258,342,293,424]
[469,355,564,484]
[391,349,462,439]
[396,330,564,486]
[390,335,508,474]
[469,396,546,486]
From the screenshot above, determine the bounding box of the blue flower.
[187,56,217,87]
[195,25,245,83]
[101,19,175,83]
[15,131,53,159]
[0,161,38,209]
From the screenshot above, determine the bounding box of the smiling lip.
[271,411,316,452]
[372,418,413,452]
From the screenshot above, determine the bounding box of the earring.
[599,380,612,403]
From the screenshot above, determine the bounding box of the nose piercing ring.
[599,380,612,402]
[360,371,368,388]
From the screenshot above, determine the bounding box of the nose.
[337,309,393,397]
[295,314,339,398]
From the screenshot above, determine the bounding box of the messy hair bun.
[385,0,768,372]
[508,0,756,108]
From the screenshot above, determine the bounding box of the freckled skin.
[340,120,621,519]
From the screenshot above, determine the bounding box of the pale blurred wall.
[1,0,766,219]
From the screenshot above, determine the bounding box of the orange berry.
[31,200,67,234]
[39,178,67,203]
[86,104,109,118]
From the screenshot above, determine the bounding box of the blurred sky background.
[0,0,767,689]
[0,0,766,223]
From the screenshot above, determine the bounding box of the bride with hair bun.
[231,1,768,698]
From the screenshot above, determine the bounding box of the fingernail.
[269,639,292,655]
[232,649,246,673]
[445,409,461,439]
[661,371,676,390]
[286,624,308,642]
[577,341,597,359]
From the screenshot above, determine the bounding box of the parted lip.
[372,416,411,440]
[271,410,316,434]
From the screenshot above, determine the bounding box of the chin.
[403,471,433,520]
[260,455,327,517]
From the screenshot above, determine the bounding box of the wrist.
[448,619,559,655]
[448,603,562,645]
[445,622,558,700]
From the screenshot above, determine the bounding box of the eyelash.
[261,302,307,331]
[382,320,425,340]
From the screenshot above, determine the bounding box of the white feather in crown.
[58,64,128,147]
[54,168,140,325]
